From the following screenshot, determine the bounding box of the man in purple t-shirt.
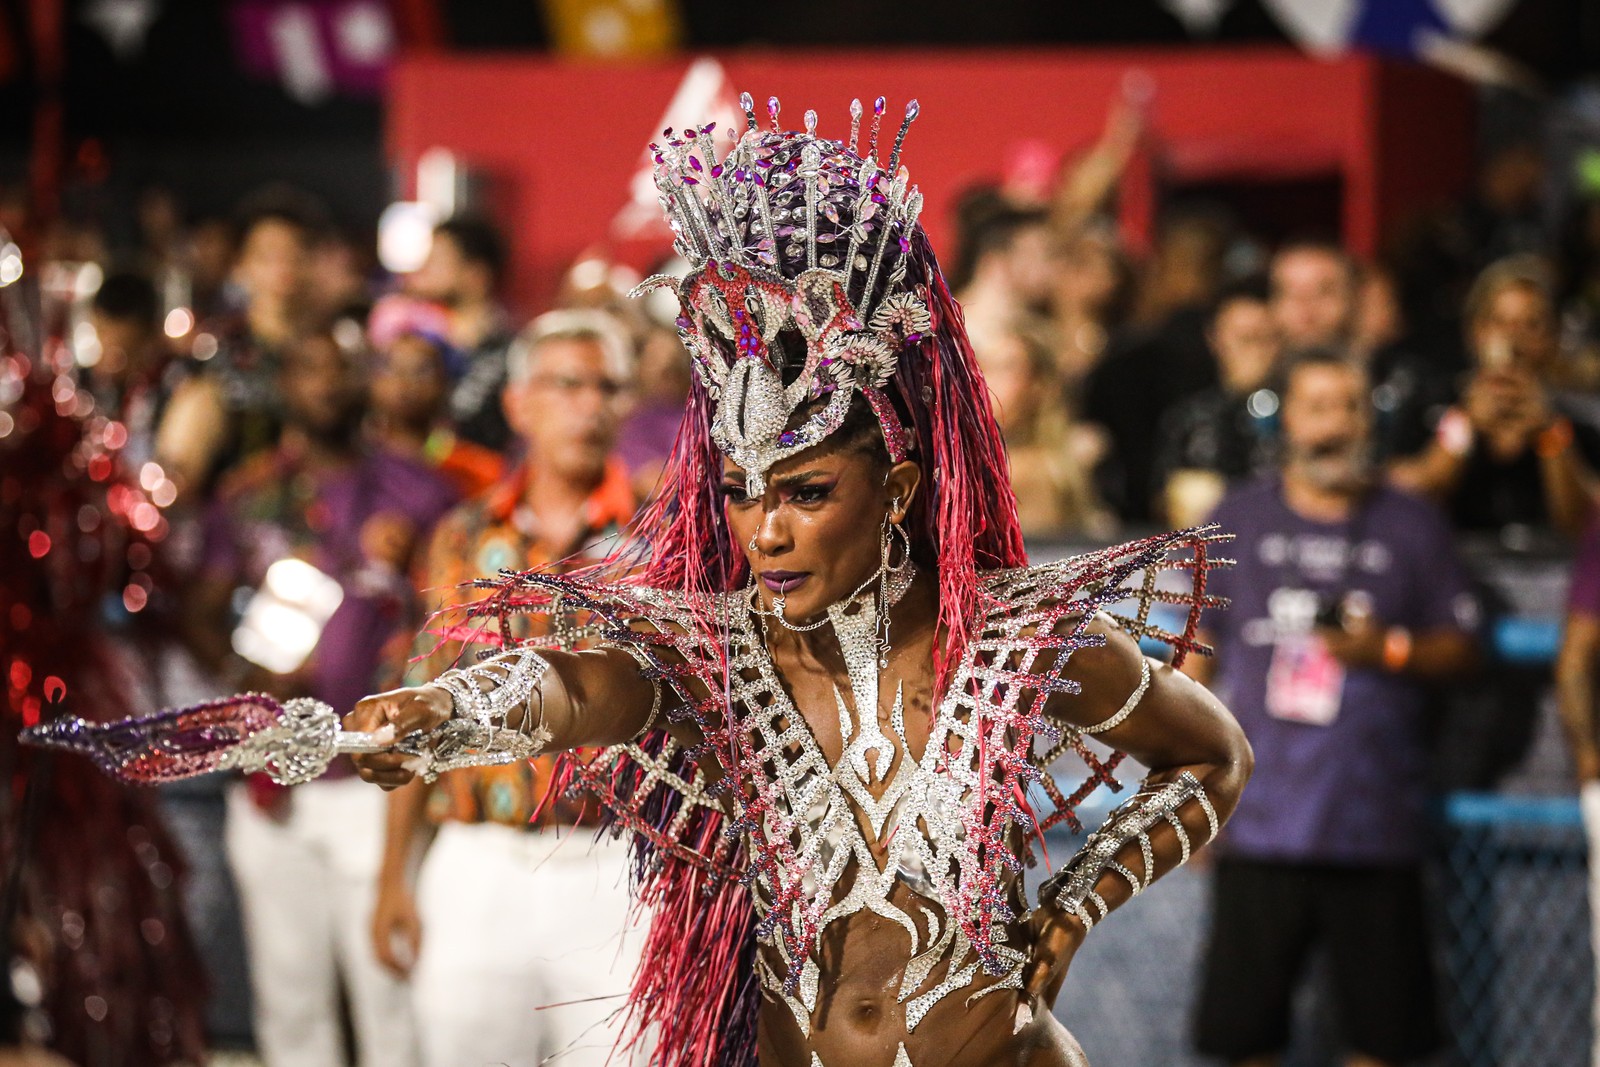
[191,328,456,1067]
[1189,349,1479,1067]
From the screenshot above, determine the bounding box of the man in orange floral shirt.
[370,310,649,1066]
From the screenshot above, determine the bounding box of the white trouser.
[411,820,650,1067]
[226,778,419,1067]
[1584,782,1600,1067]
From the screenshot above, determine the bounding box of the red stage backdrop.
[385,46,1473,315]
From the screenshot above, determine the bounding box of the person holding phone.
[1388,255,1600,539]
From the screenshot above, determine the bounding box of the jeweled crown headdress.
[632,93,931,494]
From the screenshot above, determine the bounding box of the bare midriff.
[755,883,1085,1067]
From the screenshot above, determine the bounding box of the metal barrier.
[1439,793,1592,1067]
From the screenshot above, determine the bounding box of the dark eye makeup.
[788,483,833,503]
[719,480,836,506]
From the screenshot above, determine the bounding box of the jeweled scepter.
[20,689,539,786]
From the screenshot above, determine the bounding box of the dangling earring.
[749,531,759,553]
[876,498,914,670]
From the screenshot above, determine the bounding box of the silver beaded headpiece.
[631,93,931,494]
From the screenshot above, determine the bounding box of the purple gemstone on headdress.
[711,165,723,177]
[705,122,716,134]
[905,333,922,344]
[871,193,887,203]
[778,431,797,446]
[755,158,773,168]
[899,236,911,253]
[688,155,703,172]
[676,316,692,329]
[681,175,699,185]
[664,128,674,137]
[873,96,886,115]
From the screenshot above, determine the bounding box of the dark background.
[3,0,1598,232]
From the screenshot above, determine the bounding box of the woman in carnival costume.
[348,94,1253,1067]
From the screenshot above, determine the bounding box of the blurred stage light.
[78,262,103,295]
[417,147,462,218]
[231,558,345,674]
[74,321,103,367]
[164,307,194,338]
[0,244,23,286]
[378,200,439,274]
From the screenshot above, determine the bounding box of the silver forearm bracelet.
[417,648,554,781]
[614,642,665,736]
[1042,770,1218,931]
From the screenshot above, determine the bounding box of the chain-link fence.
[1438,793,1592,1067]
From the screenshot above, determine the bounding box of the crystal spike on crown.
[631,93,931,494]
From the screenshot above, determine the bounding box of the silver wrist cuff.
[418,648,553,781]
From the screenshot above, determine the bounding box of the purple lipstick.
[760,571,810,593]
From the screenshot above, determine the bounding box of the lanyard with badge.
[1262,488,1370,727]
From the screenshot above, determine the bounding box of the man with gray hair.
[369,308,649,1066]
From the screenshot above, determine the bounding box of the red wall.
[385,46,1473,315]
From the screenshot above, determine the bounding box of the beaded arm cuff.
[1079,656,1152,736]
[1040,770,1218,932]
[416,648,554,783]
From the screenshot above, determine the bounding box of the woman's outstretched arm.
[1024,615,1252,1010]
[343,645,669,790]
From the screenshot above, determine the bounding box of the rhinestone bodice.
[721,601,1025,1035]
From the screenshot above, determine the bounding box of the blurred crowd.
[11,95,1600,1067]
[952,108,1600,547]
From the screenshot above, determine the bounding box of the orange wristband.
[1537,417,1574,458]
[1381,627,1413,673]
